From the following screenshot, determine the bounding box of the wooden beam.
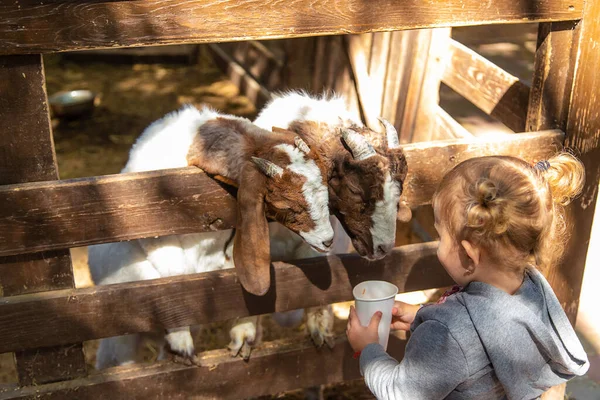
[409,28,453,142]
[381,31,411,131]
[0,1,584,55]
[526,13,594,400]
[554,0,600,323]
[441,39,531,132]
[0,54,86,385]
[0,130,564,257]
[387,30,423,143]
[526,21,580,132]
[401,129,564,207]
[207,44,273,109]
[0,168,238,257]
[0,242,452,353]
[434,106,473,140]
[0,335,407,400]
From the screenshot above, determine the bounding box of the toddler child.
[347,153,590,399]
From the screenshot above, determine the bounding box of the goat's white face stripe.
[370,173,401,256]
[275,144,334,249]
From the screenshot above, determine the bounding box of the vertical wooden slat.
[558,1,599,322]
[281,37,317,91]
[324,36,343,90]
[347,33,380,129]
[381,31,410,130]
[527,4,598,400]
[402,28,452,143]
[336,42,362,119]
[526,21,580,132]
[368,31,392,130]
[311,36,328,92]
[0,54,86,386]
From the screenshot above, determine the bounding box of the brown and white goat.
[225,92,410,358]
[89,105,334,368]
[254,92,409,260]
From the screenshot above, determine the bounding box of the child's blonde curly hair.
[432,152,585,276]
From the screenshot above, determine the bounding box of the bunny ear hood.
[459,267,589,399]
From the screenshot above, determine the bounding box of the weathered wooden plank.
[0,168,238,257]
[367,31,392,128]
[409,28,453,143]
[434,106,473,140]
[12,345,87,388]
[526,21,580,132]
[281,37,318,90]
[311,36,329,92]
[219,41,284,91]
[207,43,273,109]
[0,55,74,295]
[390,30,423,143]
[0,130,564,257]
[0,335,406,400]
[553,0,600,324]
[526,15,592,400]
[441,39,531,132]
[0,56,58,185]
[0,54,86,385]
[0,251,74,297]
[381,31,410,132]
[347,33,379,129]
[401,129,564,207]
[0,0,584,55]
[0,242,451,353]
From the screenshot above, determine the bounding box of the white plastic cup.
[352,280,398,350]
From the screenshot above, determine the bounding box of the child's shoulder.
[414,292,471,331]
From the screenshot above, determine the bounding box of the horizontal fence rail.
[0,130,564,257]
[0,242,451,354]
[0,335,408,400]
[0,168,237,257]
[0,0,583,55]
[442,39,531,132]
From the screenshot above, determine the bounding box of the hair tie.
[534,160,551,172]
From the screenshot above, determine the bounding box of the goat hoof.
[228,340,254,360]
[307,306,335,349]
[310,329,335,349]
[171,353,201,367]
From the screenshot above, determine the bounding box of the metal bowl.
[48,90,96,118]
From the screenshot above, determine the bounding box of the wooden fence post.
[528,2,599,399]
[0,54,87,385]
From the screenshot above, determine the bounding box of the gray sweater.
[359,267,589,399]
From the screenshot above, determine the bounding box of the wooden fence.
[1,0,599,398]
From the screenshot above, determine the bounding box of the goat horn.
[251,157,284,178]
[378,117,400,149]
[294,136,311,154]
[341,129,376,161]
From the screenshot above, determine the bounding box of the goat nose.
[377,244,391,255]
[322,239,333,248]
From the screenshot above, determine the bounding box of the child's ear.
[461,240,481,267]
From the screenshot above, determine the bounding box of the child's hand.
[346,305,381,353]
[391,301,421,331]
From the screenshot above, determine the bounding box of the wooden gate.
[0,1,598,398]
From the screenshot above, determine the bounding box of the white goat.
[90,105,335,368]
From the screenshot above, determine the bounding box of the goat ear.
[233,162,272,296]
